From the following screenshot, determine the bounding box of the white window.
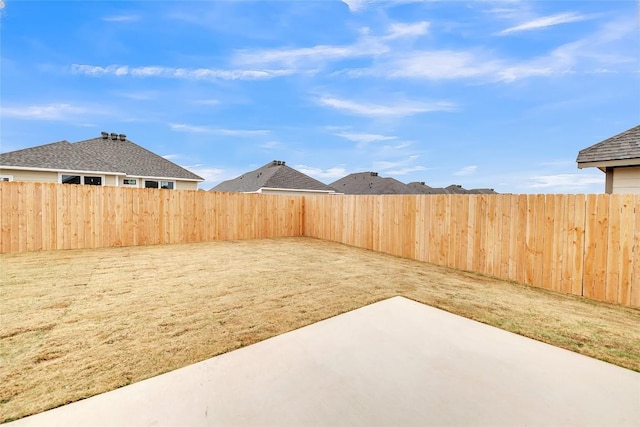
[123,179,137,186]
[0,175,13,182]
[60,174,104,186]
[145,180,174,189]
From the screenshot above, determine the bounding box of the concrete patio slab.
[8,296,640,426]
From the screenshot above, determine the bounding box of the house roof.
[0,140,116,172]
[576,125,640,165]
[211,160,336,193]
[407,182,449,194]
[408,182,497,195]
[330,172,418,195]
[0,133,203,181]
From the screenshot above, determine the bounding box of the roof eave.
[125,174,204,182]
[577,158,640,169]
[257,187,337,194]
[0,165,127,176]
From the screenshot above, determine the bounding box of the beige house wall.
[175,181,199,191]
[0,169,58,183]
[612,167,640,194]
[0,168,200,190]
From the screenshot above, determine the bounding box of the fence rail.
[1,182,638,307]
[303,194,640,307]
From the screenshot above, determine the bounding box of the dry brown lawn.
[1,237,639,423]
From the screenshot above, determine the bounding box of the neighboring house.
[330,172,418,195]
[407,182,449,194]
[576,125,640,194]
[0,132,204,190]
[408,182,498,195]
[210,160,338,195]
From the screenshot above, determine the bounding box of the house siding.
[612,167,640,194]
[175,181,199,191]
[0,169,58,183]
[0,168,190,188]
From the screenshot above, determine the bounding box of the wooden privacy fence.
[1,182,639,307]
[304,194,640,307]
[0,182,302,252]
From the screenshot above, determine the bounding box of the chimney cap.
[101,131,109,139]
[110,132,118,140]
[118,134,126,141]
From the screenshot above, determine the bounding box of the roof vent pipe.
[118,134,126,141]
[101,131,109,139]
[110,133,118,140]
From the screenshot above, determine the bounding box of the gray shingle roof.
[408,182,497,194]
[0,140,116,172]
[75,136,202,180]
[577,125,640,164]
[330,172,418,195]
[0,133,203,181]
[407,182,449,194]
[211,160,335,192]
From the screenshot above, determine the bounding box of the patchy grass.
[1,237,639,422]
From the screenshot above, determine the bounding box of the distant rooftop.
[330,172,418,195]
[0,132,203,181]
[211,160,336,193]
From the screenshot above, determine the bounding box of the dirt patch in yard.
[1,237,639,422]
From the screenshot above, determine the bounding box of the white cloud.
[295,165,349,180]
[233,41,386,68]
[0,1,5,9]
[384,21,430,40]
[187,167,227,185]
[357,49,504,80]
[341,0,371,12]
[335,132,397,144]
[499,12,589,35]
[71,64,294,81]
[341,0,427,13]
[454,165,477,176]
[385,166,428,175]
[169,123,270,136]
[162,154,180,160]
[102,15,140,23]
[233,20,427,71]
[318,96,456,117]
[169,123,210,133]
[372,155,427,176]
[529,174,603,190]
[259,141,283,149]
[2,103,88,120]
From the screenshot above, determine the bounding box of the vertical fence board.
[617,194,634,305]
[498,195,510,279]
[593,195,610,301]
[542,195,555,290]
[631,195,640,308]
[484,195,496,277]
[551,195,566,293]
[606,195,622,303]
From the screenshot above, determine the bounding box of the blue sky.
[1,0,638,192]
